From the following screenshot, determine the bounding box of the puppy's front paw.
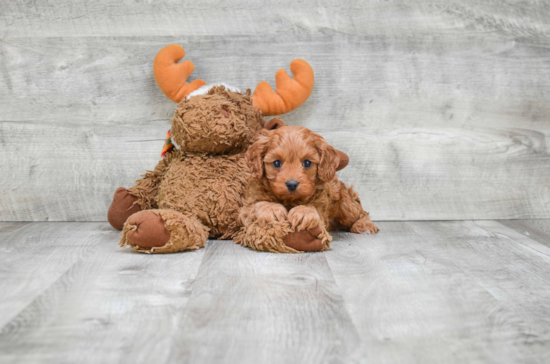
[252,202,288,226]
[288,206,323,231]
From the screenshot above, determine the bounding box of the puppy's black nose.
[286,180,299,192]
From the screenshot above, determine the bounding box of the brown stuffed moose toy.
[108,44,348,253]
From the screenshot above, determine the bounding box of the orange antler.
[153,44,206,103]
[252,59,314,116]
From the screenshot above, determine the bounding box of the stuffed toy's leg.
[107,187,142,230]
[108,156,173,230]
[283,226,328,252]
[236,202,330,253]
[119,209,209,254]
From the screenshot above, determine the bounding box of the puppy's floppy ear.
[264,117,285,130]
[335,150,349,171]
[315,136,340,182]
[246,131,271,179]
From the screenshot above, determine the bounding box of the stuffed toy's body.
[108,44,327,253]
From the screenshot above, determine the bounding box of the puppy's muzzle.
[285,180,299,192]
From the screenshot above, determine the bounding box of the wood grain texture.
[1,2,550,221]
[0,222,105,328]
[0,222,205,364]
[3,36,550,126]
[167,239,361,364]
[1,0,549,37]
[475,219,550,256]
[2,121,548,221]
[0,122,163,221]
[499,219,550,249]
[2,221,550,363]
[325,221,550,363]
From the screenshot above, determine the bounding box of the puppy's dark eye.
[303,159,312,168]
[273,160,282,168]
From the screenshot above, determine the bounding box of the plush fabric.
[153,44,206,102]
[108,44,355,254]
[170,88,263,154]
[156,150,249,239]
[107,187,141,230]
[283,226,331,252]
[120,210,170,250]
[114,86,257,253]
[252,59,315,116]
[119,209,208,254]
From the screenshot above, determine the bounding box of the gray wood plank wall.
[1,1,549,221]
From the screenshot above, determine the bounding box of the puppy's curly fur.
[236,125,379,253]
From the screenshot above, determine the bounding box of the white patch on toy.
[171,136,183,151]
[187,83,240,98]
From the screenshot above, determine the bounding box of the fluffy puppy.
[237,124,379,253]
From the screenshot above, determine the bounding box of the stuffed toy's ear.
[264,117,285,130]
[335,150,349,171]
[246,132,271,179]
[153,44,206,103]
[253,59,314,116]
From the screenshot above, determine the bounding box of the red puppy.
[237,124,379,253]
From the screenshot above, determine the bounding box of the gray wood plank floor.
[1,221,549,363]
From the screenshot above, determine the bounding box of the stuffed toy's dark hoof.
[283,226,326,252]
[123,211,171,249]
[120,209,208,254]
[108,187,141,230]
